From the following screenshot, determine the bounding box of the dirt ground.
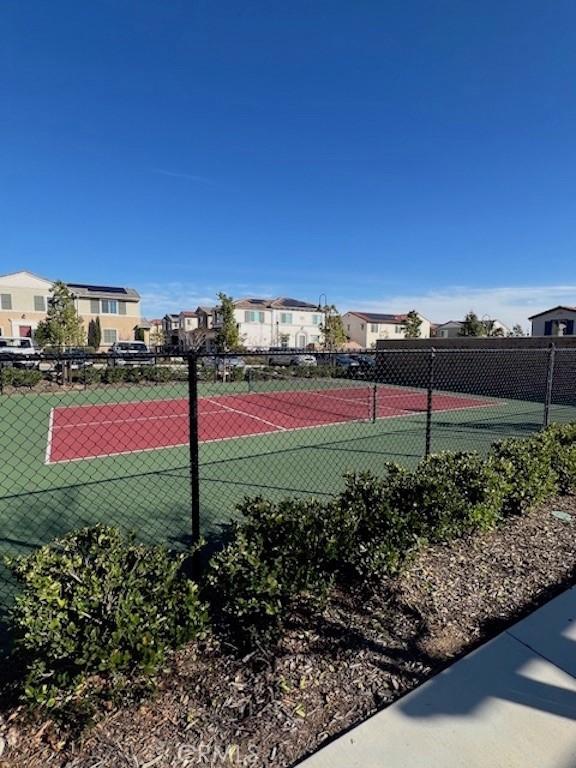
[1,497,575,768]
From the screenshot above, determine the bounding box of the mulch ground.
[1,497,575,768]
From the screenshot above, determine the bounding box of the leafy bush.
[393,452,507,541]
[209,497,340,645]
[336,468,417,580]
[542,423,576,493]
[102,366,126,384]
[145,365,173,383]
[5,368,43,388]
[491,435,557,515]
[125,365,147,383]
[6,526,207,717]
[70,366,102,385]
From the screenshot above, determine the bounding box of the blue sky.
[2,1,575,327]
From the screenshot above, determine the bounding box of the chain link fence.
[0,345,573,647]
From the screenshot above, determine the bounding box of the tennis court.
[46,383,495,463]
[1,348,575,613]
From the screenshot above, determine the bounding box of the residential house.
[529,306,576,337]
[162,314,181,348]
[435,320,465,338]
[342,312,431,347]
[0,271,143,349]
[0,271,53,339]
[218,297,324,350]
[435,319,510,338]
[66,282,142,348]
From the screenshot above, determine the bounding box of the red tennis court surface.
[46,386,495,464]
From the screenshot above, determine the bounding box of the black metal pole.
[425,347,436,458]
[543,343,556,428]
[187,352,201,546]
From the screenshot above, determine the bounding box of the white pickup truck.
[0,337,39,368]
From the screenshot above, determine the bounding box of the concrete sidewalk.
[300,587,576,768]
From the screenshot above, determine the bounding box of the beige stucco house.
[0,271,143,349]
[342,311,431,347]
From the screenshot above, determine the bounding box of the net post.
[543,343,556,428]
[371,383,377,423]
[187,351,201,547]
[425,347,436,458]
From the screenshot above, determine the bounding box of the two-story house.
[0,271,54,339]
[66,282,142,348]
[342,311,431,347]
[222,297,324,350]
[0,271,143,349]
[529,306,576,337]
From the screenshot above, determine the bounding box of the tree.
[509,324,526,337]
[134,327,145,342]
[35,282,85,349]
[403,309,422,338]
[87,317,102,350]
[458,311,485,337]
[215,293,241,352]
[319,304,347,350]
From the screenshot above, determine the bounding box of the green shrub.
[6,526,207,717]
[145,365,173,383]
[102,366,126,384]
[7,369,43,388]
[336,468,417,580]
[491,435,557,515]
[394,452,506,541]
[125,365,147,383]
[542,423,576,493]
[209,497,340,645]
[70,366,102,385]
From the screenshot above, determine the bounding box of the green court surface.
[0,377,574,613]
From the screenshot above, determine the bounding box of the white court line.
[54,409,222,430]
[203,397,288,431]
[44,408,55,465]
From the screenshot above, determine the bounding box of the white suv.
[0,337,39,368]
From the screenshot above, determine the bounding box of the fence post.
[543,343,556,428]
[425,347,436,458]
[371,383,378,423]
[187,352,201,546]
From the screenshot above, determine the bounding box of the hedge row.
[0,368,43,389]
[209,423,576,645]
[5,423,576,718]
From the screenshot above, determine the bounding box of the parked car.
[291,354,317,367]
[202,355,245,370]
[55,347,95,371]
[334,354,361,373]
[108,341,155,366]
[350,354,376,375]
[0,337,39,368]
[268,348,316,366]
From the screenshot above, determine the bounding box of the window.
[103,329,118,344]
[0,294,12,310]
[119,301,127,315]
[312,315,321,325]
[311,334,320,343]
[101,299,118,314]
[34,295,46,312]
[244,310,265,323]
[370,323,378,333]
[280,312,292,324]
[394,325,404,334]
[360,323,365,330]
[90,299,100,314]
